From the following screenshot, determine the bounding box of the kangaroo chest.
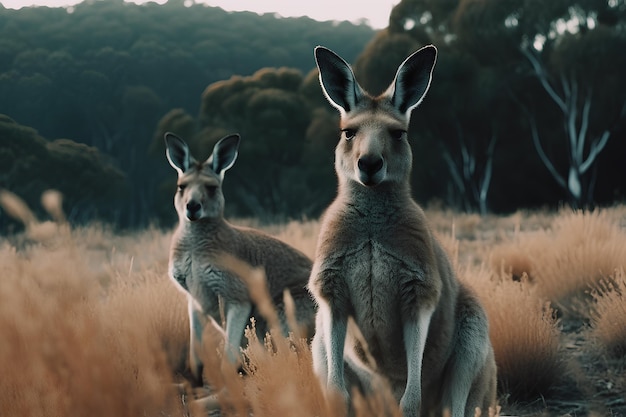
[172,239,248,316]
[346,238,418,302]
[338,238,425,365]
[315,201,433,371]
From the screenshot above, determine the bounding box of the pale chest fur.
[312,200,439,373]
[346,239,425,365]
[169,227,249,316]
[337,238,424,323]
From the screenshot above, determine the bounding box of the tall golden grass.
[0,190,186,415]
[2,190,625,415]
[488,207,626,318]
[589,268,626,357]
[438,229,563,404]
[0,231,185,416]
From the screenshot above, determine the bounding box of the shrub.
[488,208,626,319]
[461,265,564,403]
[589,268,626,357]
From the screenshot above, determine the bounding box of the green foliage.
[0,115,127,230]
[2,0,625,225]
[0,1,374,227]
[355,0,626,212]
[174,66,338,220]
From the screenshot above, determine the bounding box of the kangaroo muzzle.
[186,200,202,221]
[357,154,385,186]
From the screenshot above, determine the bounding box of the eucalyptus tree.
[452,0,626,208]
[358,0,626,211]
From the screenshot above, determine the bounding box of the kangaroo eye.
[342,129,357,141]
[177,184,186,192]
[206,185,217,195]
[390,129,406,140]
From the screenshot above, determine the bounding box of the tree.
[363,0,626,212]
[519,26,626,208]
[451,0,626,208]
[422,48,508,215]
[0,115,127,230]
[197,67,321,218]
[0,1,375,227]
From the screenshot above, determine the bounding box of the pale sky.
[1,0,397,29]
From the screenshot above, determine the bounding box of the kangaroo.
[164,132,316,384]
[308,46,497,417]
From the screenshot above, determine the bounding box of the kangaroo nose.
[358,155,384,176]
[186,201,201,219]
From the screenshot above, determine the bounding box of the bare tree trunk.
[441,122,497,215]
[521,45,614,208]
[478,132,497,216]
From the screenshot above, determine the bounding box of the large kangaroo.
[164,132,316,384]
[308,46,497,417]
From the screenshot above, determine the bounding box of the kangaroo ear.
[209,134,240,178]
[386,45,437,117]
[314,46,365,115]
[164,132,192,176]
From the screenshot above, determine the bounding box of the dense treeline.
[0,0,374,227]
[1,0,625,230]
[157,0,626,221]
[0,114,127,228]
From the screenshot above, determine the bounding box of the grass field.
[1,191,625,416]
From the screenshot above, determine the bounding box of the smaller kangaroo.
[164,132,316,384]
[308,46,497,417]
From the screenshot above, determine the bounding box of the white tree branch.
[577,88,592,159]
[566,75,580,165]
[479,131,497,215]
[442,146,466,194]
[519,45,618,207]
[580,130,611,174]
[521,46,567,112]
[529,115,566,189]
[454,121,474,182]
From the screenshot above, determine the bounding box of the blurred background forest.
[1,0,625,230]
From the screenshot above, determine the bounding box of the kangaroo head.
[165,132,240,222]
[314,45,437,189]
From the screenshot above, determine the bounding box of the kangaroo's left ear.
[386,45,437,117]
[208,134,240,178]
[164,132,193,176]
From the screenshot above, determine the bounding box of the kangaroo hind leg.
[441,289,496,417]
[187,296,208,386]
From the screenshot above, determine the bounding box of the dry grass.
[0,234,184,416]
[2,190,626,416]
[486,208,626,319]
[233,218,319,259]
[0,190,186,416]
[589,268,626,357]
[468,268,564,403]
[439,230,564,405]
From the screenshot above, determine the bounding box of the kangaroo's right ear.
[164,132,192,176]
[314,46,365,116]
[208,134,240,179]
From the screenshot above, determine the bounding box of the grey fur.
[308,46,497,417]
[164,132,316,383]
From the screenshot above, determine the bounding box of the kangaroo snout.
[186,200,202,221]
[357,154,384,186]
